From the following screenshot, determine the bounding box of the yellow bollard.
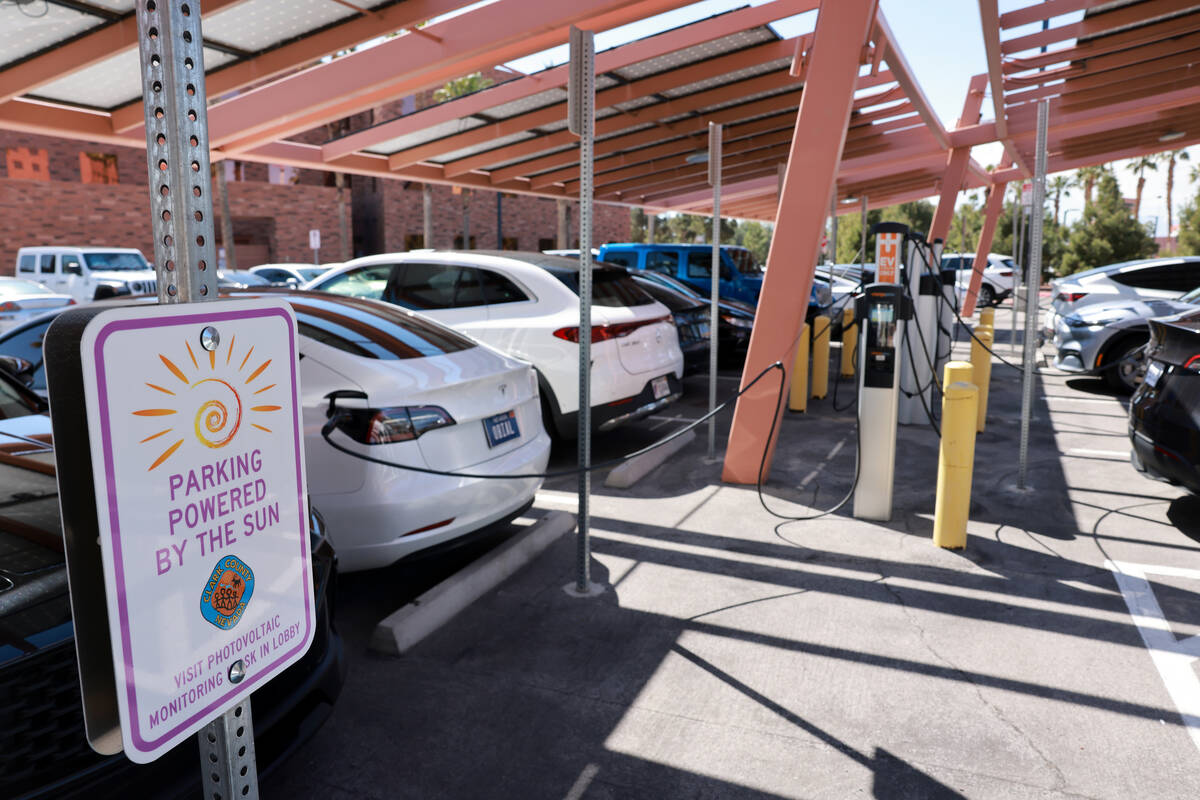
[840,306,857,377]
[969,327,994,433]
[810,315,830,399]
[932,380,979,549]
[943,359,973,388]
[789,322,809,412]
[980,307,995,328]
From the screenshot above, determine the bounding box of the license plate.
[1145,360,1164,388]
[652,376,671,400]
[483,410,520,448]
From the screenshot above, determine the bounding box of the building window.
[224,161,246,182]
[501,236,519,251]
[268,164,299,185]
[5,147,49,181]
[452,235,476,249]
[404,233,425,250]
[80,152,119,184]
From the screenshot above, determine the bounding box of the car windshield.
[287,295,477,359]
[298,268,326,281]
[82,251,149,271]
[0,366,42,419]
[0,280,52,297]
[1181,286,1200,304]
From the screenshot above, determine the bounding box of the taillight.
[66,298,76,305]
[334,405,455,444]
[0,301,20,312]
[553,315,671,343]
[1185,355,1200,371]
[1057,292,1087,303]
[996,270,1013,277]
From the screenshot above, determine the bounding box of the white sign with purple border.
[78,298,313,763]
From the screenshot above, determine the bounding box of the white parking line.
[1065,448,1129,459]
[1108,561,1200,756]
[1042,395,1126,405]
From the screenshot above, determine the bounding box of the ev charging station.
[899,232,939,426]
[932,238,957,394]
[853,223,912,521]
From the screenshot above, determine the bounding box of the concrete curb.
[369,511,577,656]
[604,429,695,489]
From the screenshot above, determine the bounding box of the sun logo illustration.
[131,334,281,471]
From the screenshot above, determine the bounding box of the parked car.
[0,277,73,333]
[1044,257,1200,336]
[0,290,550,572]
[941,252,1015,307]
[1130,309,1200,494]
[0,362,345,799]
[597,243,765,305]
[250,264,330,287]
[216,269,271,289]
[629,273,709,374]
[627,269,755,355]
[307,251,684,439]
[1052,289,1200,391]
[15,246,158,302]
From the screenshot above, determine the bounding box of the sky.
[493,0,1197,237]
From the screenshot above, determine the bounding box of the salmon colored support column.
[928,75,988,243]
[722,0,879,485]
[963,173,1010,317]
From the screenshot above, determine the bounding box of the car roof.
[601,242,749,251]
[335,249,627,283]
[1064,257,1200,283]
[18,246,145,254]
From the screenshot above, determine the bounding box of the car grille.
[0,641,104,798]
[127,280,157,295]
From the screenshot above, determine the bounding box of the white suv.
[1043,256,1200,336]
[941,252,1015,307]
[308,251,685,437]
[15,246,158,302]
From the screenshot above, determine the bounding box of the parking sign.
[56,298,313,763]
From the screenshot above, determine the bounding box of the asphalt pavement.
[268,304,1200,799]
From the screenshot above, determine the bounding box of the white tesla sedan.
[0,290,550,572]
[307,251,684,438]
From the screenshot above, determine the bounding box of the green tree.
[1126,155,1158,219]
[1161,149,1190,248]
[434,72,494,103]
[1048,174,1071,224]
[739,221,771,264]
[1177,191,1200,256]
[1060,172,1158,274]
[630,207,648,242]
[834,200,935,263]
[1073,165,1106,207]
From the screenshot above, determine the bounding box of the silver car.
[1043,256,1200,338]
[1052,288,1200,392]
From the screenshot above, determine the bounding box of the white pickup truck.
[15,246,158,303]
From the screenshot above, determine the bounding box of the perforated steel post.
[707,122,722,459]
[567,27,600,596]
[1018,100,1049,490]
[134,3,256,796]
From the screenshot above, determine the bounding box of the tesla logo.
[498,383,508,397]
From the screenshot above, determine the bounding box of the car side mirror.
[0,355,36,387]
[64,263,82,275]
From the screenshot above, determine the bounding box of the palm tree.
[1048,174,1071,224]
[1160,149,1191,243]
[1073,165,1105,206]
[1127,156,1158,218]
[434,72,494,103]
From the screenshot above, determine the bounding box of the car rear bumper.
[313,432,551,572]
[548,373,683,437]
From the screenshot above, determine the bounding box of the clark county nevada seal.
[200,555,255,630]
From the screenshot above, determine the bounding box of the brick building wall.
[377,180,629,253]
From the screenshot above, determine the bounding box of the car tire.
[978,284,995,307]
[1104,335,1149,393]
[93,285,116,300]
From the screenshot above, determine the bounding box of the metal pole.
[568,27,598,596]
[1018,100,1049,490]
[557,198,569,249]
[423,183,434,248]
[215,165,236,272]
[860,195,868,278]
[707,123,722,459]
[647,211,657,243]
[134,3,257,796]
[829,193,838,265]
[1011,200,1022,353]
[496,192,503,249]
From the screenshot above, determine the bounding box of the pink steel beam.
[963,164,1010,317]
[978,0,1031,176]
[1004,12,1200,75]
[321,0,820,161]
[0,0,249,105]
[999,0,1198,56]
[209,0,709,154]
[928,74,987,242]
[109,0,474,133]
[998,0,1105,29]
[873,9,950,151]
[723,0,879,486]
[0,98,137,148]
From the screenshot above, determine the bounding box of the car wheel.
[978,284,995,307]
[1104,335,1149,393]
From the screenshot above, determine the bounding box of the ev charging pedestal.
[932,239,957,391]
[853,223,912,521]
[899,234,938,426]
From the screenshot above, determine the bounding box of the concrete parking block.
[369,510,576,656]
[604,429,695,489]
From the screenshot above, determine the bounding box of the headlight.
[721,314,754,329]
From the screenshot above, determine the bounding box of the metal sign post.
[707,122,722,459]
[1018,101,1049,490]
[309,229,321,265]
[1011,201,1023,353]
[567,27,601,596]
